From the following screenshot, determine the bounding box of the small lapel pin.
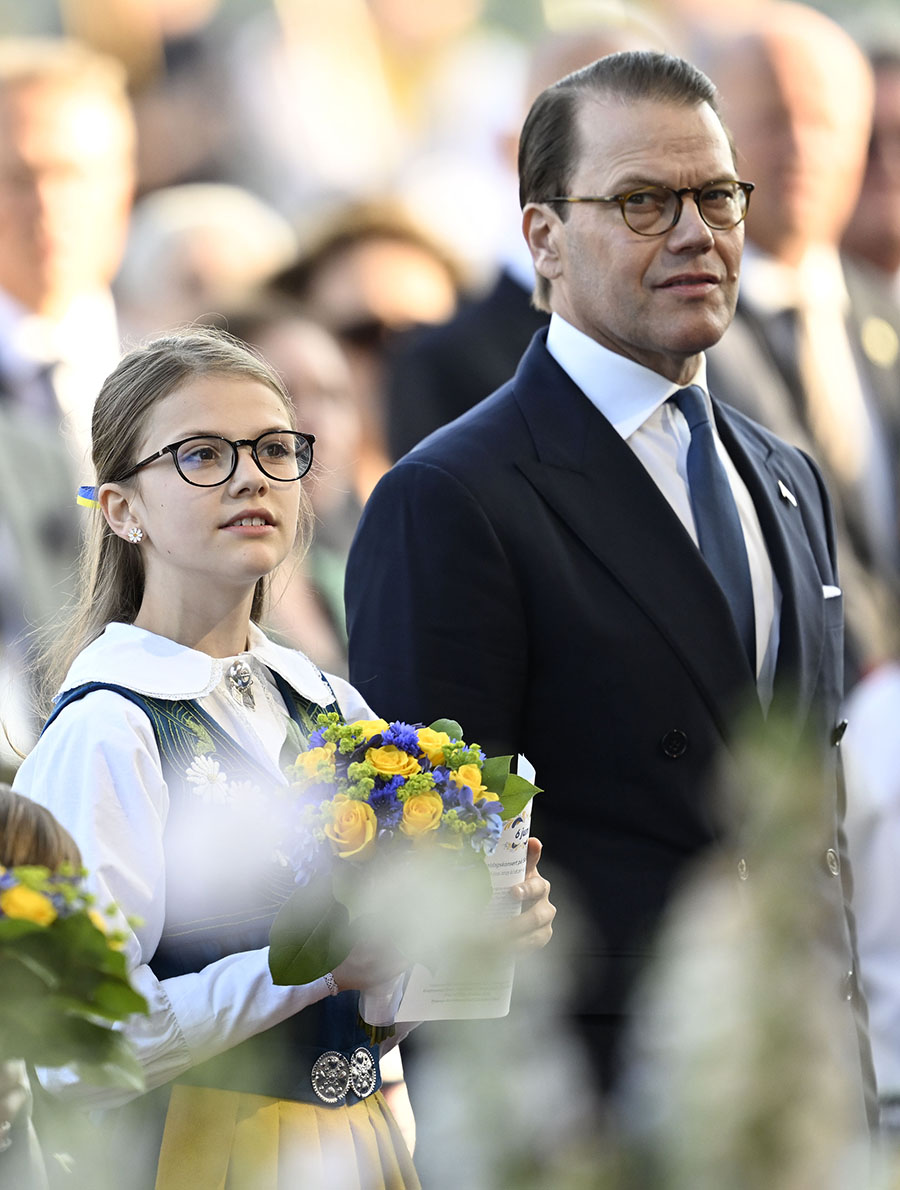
[778,479,798,507]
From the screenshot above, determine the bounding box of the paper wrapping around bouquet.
[395,766,534,1023]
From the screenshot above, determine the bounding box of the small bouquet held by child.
[0,863,148,1087]
[269,715,540,1030]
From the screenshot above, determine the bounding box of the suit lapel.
[715,406,824,730]
[511,339,759,740]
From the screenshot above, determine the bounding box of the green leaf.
[497,772,542,821]
[481,754,513,795]
[85,977,149,1019]
[331,862,371,922]
[268,874,353,985]
[428,719,463,740]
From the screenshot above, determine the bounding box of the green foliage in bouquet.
[0,864,148,1089]
[269,716,540,987]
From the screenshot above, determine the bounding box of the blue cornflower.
[369,782,404,829]
[307,727,327,749]
[382,721,422,756]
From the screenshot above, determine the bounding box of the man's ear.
[99,483,142,543]
[523,203,563,284]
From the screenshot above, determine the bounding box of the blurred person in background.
[114,183,297,342]
[0,38,135,459]
[218,0,524,261]
[384,9,674,462]
[702,3,900,684]
[216,302,364,677]
[0,37,135,768]
[60,0,231,195]
[266,200,463,499]
[843,34,900,304]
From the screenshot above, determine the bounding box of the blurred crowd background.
[2,0,900,1182]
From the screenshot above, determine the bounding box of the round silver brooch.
[311,1051,351,1104]
[349,1047,378,1098]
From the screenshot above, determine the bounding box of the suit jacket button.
[737,857,749,881]
[831,719,849,747]
[825,848,841,876]
[660,729,689,759]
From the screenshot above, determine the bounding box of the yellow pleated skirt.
[155,1085,420,1190]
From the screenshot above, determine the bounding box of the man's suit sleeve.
[345,457,527,753]
[796,446,880,1125]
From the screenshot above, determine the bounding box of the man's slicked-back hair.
[518,51,728,309]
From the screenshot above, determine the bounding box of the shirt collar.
[739,243,849,315]
[59,621,336,706]
[545,312,709,440]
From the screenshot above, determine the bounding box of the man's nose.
[667,194,716,247]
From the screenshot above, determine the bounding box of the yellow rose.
[324,794,377,860]
[366,745,421,778]
[294,742,337,780]
[352,719,389,741]
[450,763,495,801]
[0,884,57,926]
[400,794,444,839]
[417,727,451,766]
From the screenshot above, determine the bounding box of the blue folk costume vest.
[45,668,384,1107]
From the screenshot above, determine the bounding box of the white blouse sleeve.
[13,691,332,1109]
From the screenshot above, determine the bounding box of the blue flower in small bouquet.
[0,864,148,1088]
[268,716,540,1005]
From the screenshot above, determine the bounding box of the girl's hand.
[506,837,556,953]
[331,940,407,994]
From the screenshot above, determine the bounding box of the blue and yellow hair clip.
[76,485,100,509]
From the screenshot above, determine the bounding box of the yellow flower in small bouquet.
[0,864,148,1087]
[268,715,541,1010]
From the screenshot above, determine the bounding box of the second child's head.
[0,786,81,871]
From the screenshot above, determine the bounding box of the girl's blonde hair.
[0,785,81,870]
[38,327,313,716]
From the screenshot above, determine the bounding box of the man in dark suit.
[346,50,874,1123]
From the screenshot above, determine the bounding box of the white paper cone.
[360,972,407,1027]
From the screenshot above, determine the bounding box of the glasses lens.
[698,183,748,229]
[621,187,678,235]
[255,431,313,480]
[175,437,236,486]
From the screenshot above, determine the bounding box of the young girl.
[0,786,84,1190]
[13,330,554,1190]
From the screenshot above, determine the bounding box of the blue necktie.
[671,386,757,672]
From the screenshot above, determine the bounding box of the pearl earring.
[126,526,144,545]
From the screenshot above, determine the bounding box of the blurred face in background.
[717,20,873,265]
[250,318,362,516]
[0,79,135,317]
[843,63,900,276]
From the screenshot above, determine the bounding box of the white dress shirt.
[13,623,376,1108]
[546,313,780,700]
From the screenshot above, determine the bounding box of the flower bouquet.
[0,864,148,1088]
[268,716,540,1031]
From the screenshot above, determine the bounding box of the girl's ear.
[98,483,143,543]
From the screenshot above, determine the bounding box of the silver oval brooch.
[311,1051,351,1104]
